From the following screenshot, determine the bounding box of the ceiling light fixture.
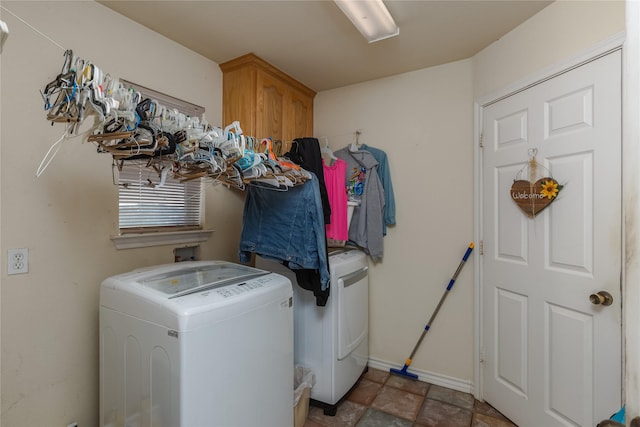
[334,0,399,43]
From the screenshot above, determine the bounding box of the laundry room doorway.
[476,48,622,426]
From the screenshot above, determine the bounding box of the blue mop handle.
[408,242,474,360]
[447,242,474,290]
[462,243,474,261]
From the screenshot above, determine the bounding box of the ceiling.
[98,0,553,92]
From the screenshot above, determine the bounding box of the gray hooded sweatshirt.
[334,146,385,262]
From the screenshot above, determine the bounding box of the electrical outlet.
[8,248,28,275]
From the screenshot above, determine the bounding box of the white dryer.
[99,260,294,427]
[257,248,369,416]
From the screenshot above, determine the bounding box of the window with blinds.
[118,163,202,232]
[116,81,205,234]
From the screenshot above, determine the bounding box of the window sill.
[111,229,215,250]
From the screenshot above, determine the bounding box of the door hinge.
[479,349,485,363]
[479,240,484,255]
[479,133,484,148]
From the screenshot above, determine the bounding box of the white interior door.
[480,50,622,427]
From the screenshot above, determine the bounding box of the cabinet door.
[222,66,257,137]
[256,70,286,142]
[286,87,314,144]
[221,53,315,153]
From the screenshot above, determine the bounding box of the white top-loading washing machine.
[256,248,369,416]
[99,260,294,427]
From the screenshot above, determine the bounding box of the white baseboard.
[367,357,474,395]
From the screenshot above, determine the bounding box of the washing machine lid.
[101,261,293,331]
[137,263,268,298]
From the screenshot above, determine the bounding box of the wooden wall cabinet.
[220,53,316,154]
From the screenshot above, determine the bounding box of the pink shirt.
[323,158,348,240]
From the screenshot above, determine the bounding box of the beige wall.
[315,60,476,385]
[473,0,625,99]
[0,2,242,426]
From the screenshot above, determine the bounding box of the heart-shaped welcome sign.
[510,178,561,218]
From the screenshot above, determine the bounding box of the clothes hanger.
[349,130,362,152]
[320,137,337,161]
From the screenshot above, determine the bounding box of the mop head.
[389,360,419,380]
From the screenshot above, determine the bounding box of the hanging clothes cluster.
[322,133,395,262]
[239,134,396,303]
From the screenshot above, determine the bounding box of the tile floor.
[302,367,518,427]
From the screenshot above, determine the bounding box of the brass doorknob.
[589,291,613,306]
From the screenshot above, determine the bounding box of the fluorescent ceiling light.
[334,0,399,43]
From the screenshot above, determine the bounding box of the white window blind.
[116,80,205,234]
[118,162,202,231]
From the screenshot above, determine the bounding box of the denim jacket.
[238,173,330,290]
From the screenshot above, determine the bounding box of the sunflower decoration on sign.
[540,179,561,200]
[510,148,564,218]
